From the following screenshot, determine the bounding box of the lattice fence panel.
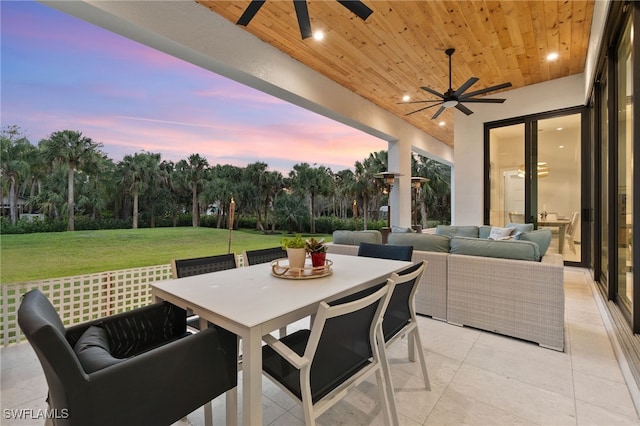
[1,264,172,347]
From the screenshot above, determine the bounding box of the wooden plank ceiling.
[197,1,594,147]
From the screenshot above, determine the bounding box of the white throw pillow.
[488,226,515,240]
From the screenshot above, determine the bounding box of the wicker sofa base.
[328,241,565,351]
[447,253,565,351]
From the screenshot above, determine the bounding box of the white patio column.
[388,139,412,227]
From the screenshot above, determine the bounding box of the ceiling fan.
[400,48,512,120]
[236,0,373,40]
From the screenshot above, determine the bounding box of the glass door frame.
[484,105,589,266]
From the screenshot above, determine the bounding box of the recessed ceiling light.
[313,31,324,41]
[556,127,563,131]
[402,95,410,102]
[547,52,559,61]
[559,145,565,149]
[439,121,446,127]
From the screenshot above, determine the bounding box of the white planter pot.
[286,248,306,270]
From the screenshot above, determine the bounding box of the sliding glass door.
[485,108,585,265]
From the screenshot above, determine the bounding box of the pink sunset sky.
[0,1,387,173]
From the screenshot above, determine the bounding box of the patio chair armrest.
[263,333,308,369]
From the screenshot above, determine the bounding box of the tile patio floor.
[2,267,639,425]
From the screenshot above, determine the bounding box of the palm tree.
[1,127,33,224]
[414,154,451,225]
[39,130,103,231]
[118,151,163,229]
[177,154,209,227]
[289,163,333,234]
[244,162,284,231]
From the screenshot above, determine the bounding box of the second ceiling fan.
[237,0,373,40]
[401,48,512,120]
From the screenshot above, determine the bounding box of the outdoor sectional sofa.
[327,225,565,351]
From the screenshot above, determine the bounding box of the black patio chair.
[172,253,238,330]
[243,246,286,265]
[261,281,397,425]
[18,289,238,426]
[357,242,413,261]
[382,261,430,389]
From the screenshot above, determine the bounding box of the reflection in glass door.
[537,114,582,263]
[616,18,633,314]
[488,124,525,227]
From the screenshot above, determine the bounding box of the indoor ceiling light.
[517,162,550,178]
[439,121,446,127]
[402,95,410,102]
[547,52,559,61]
[313,30,324,41]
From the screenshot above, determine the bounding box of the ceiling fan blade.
[397,100,444,105]
[420,86,445,99]
[337,1,374,20]
[453,77,479,97]
[460,98,507,103]
[431,106,446,120]
[293,0,313,39]
[237,0,266,26]
[405,102,443,116]
[455,103,474,115]
[461,82,512,99]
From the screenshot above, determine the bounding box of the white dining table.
[151,253,412,426]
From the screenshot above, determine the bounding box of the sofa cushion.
[506,222,535,233]
[391,225,414,233]
[435,225,479,238]
[488,226,515,240]
[478,226,492,239]
[73,325,124,374]
[387,232,451,253]
[450,236,541,261]
[332,230,382,245]
[518,229,552,257]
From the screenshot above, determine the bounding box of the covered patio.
[2,268,638,425]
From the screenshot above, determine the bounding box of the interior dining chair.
[261,281,397,426]
[243,246,287,266]
[357,242,413,261]
[172,253,238,330]
[565,211,580,254]
[18,289,238,426]
[508,211,525,223]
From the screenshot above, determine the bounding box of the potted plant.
[281,234,306,269]
[305,237,327,267]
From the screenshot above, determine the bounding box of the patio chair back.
[357,242,413,261]
[172,253,237,279]
[243,246,286,265]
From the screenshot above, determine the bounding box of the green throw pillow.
[519,229,552,257]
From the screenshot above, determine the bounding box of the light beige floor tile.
[464,332,574,397]
[573,371,638,420]
[447,363,577,425]
[576,400,640,426]
[424,388,537,426]
[267,411,305,426]
[416,316,480,362]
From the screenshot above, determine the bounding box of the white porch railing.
[1,264,173,347]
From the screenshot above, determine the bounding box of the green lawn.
[1,228,331,284]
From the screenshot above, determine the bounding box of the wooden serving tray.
[271,258,333,280]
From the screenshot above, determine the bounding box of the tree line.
[0,125,451,233]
